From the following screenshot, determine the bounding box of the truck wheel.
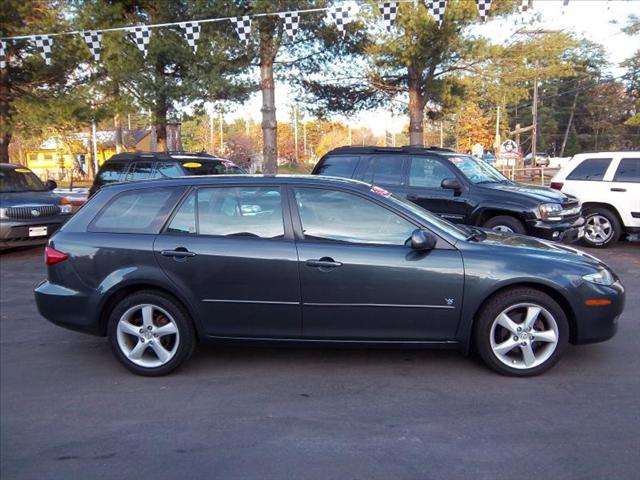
[483,215,526,234]
[582,207,621,248]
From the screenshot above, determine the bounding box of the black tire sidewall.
[107,291,196,376]
[474,288,569,377]
[582,208,621,248]
[482,215,526,235]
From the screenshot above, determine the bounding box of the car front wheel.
[482,215,526,234]
[107,291,196,376]
[474,288,569,376]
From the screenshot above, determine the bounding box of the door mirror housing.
[45,180,58,191]
[409,229,437,251]
[441,177,461,191]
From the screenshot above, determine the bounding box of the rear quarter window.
[613,158,640,183]
[314,156,360,178]
[96,162,128,185]
[89,187,186,234]
[566,158,611,181]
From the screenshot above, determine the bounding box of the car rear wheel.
[107,291,196,376]
[582,207,621,248]
[474,288,569,376]
[482,215,526,234]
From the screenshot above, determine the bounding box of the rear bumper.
[526,216,585,243]
[571,279,625,345]
[34,280,101,336]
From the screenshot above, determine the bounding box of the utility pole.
[209,111,214,153]
[293,104,299,163]
[531,75,538,163]
[560,79,581,157]
[218,108,224,155]
[91,119,98,175]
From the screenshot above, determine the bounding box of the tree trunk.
[155,105,168,152]
[260,22,279,175]
[114,113,124,153]
[408,65,426,146]
[0,62,11,163]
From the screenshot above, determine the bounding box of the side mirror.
[45,180,58,191]
[441,177,461,191]
[409,229,437,251]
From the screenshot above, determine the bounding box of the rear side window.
[156,162,184,178]
[125,162,154,181]
[90,187,185,234]
[315,156,359,178]
[613,158,640,183]
[166,187,284,239]
[97,162,127,185]
[362,156,405,186]
[567,158,611,181]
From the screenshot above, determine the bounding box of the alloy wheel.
[489,302,559,370]
[116,304,180,368]
[492,225,514,233]
[585,214,613,244]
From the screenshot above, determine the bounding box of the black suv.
[312,146,584,242]
[89,152,246,197]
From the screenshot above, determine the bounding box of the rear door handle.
[305,258,343,269]
[161,248,196,258]
[610,188,626,192]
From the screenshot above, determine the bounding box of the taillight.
[45,246,68,265]
[550,182,563,190]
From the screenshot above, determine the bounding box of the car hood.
[481,182,572,204]
[0,191,60,207]
[475,230,606,269]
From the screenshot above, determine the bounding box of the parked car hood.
[481,182,571,204]
[0,191,61,207]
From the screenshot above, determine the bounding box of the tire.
[107,291,196,376]
[482,215,526,234]
[474,288,569,377]
[582,207,621,248]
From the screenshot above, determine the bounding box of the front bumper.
[0,215,70,249]
[526,216,585,243]
[571,279,625,345]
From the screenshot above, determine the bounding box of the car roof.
[0,163,28,171]
[322,145,457,157]
[104,152,221,163]
[100,174,372,193]
[571,151,639,159]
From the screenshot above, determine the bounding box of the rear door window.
[567,158,612,181]
[90,187,186,234]
[314,156,360,178]
[96,162,127,186]
[409,157,454,188]
[362,155,406,186]
[613,158,640,183]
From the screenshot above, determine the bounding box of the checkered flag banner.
[82,31,102,62]
[426,0,447,26]
[231,16,252,45]
[0,40,6,69]
[33,35,54,65]
[278,11,300,39]
[329,2,359,35]
[179,22,200,53]
[519,0,530,13]
[475,0,492,22]
[129,26,151,58]
[378,2,399,32]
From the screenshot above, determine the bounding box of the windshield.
[0,168,47,193]
[386,192,469,241]
[181,159,246,176]
[445,154,510,184]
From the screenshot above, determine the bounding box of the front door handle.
[161,248,196,258]
[305,257,343,269]
[610,188,626,192]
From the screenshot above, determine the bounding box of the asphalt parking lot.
[1,243,639,480]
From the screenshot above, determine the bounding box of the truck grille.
[561,200,581,217]
[5,205,61,220]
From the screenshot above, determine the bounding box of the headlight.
[59,197,72,214]
[582,269,615,286]
[537,203,563,221]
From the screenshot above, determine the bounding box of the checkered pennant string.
[0,40,6,69]
[82,31,102,62]
[475,0,492,22]
[426,0,447,26]
[231,16,252,45]
[179,22,200,53]
[129,26,151,58]
[378,2,399,32]
[278,11,300,40]
[519,0,530,14]
[33,35,54,65]
[329,2,358,35]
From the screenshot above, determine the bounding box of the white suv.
[550,152,639,247]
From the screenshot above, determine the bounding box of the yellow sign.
[15,168,32,173]
[182,162,202,168]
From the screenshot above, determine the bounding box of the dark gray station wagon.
[35,176,624,376]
